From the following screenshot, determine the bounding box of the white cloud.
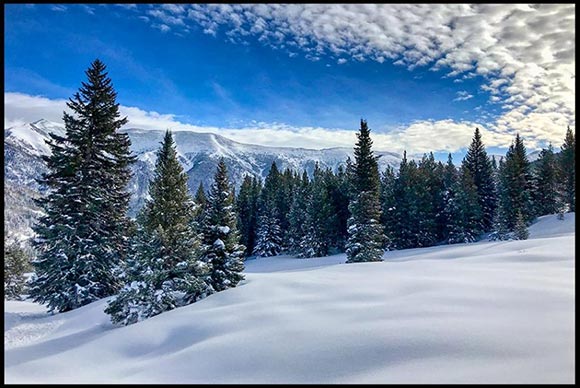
[136,4,575,151]
[80,5,95,15]
[153,24,171,33]
[7,92,565,155]
[116,4,137,10]
[50,5,67,12]
[454,91,474,102]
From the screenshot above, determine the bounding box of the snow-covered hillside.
[4,213,575,384]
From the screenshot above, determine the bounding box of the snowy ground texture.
[4,213,575,383]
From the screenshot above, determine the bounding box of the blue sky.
[4,4,575,157]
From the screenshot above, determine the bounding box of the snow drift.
[4,213,575,383]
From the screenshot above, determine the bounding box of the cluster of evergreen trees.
[24,59,575,322]
[237,125,575,258]
[28,60,244,324]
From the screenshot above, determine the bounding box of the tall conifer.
[29,59,135,312]
[346,120,384,263]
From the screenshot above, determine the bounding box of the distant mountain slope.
[4,119,402,242]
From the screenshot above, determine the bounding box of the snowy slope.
[4,213,575,384]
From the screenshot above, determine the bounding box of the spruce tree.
[531,144,560,216]
[514,211,529,240]
[278,168,296,249]
[380,165,397,250]
[490,158,513,241]
[199,159,245,292]
[332,165,352,249]
[494,133,534,234]
[106,131,210,325]
[445,167,483,243]
[4,240,31,300]
[253,162,283,257]
[188,182,207,236]
[299,164,336,257]
[236,175,260,256]
[346,120,384,263]
[415,153,444,247]
[559,126,575,212]
[287,170,310,254]
[391,152,419,249]
[441,154,459,243]
[29,59,135,313]
[463,127,497,231]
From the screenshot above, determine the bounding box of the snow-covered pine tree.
[491,133,534,240]
[253,162,283,257]
[278,168,296,249]
[391,152,420,249]
[463,127,497,231]
[380,165,397,250]
[331,164,351,249]
[490,157,513,241]
[4,239,31,301]
[29,59,136,313]
[236,175,261,256]
[441,154,459,243]
[558,126,575,212]
[514,211,529,240]
[106,131,210,325]
[299,163,336,257]
[192,182,208,233]
[199,158,245,292]
[501,133,534,228]
[287,170,310,254]
[445,167,483,243]
[346,119,384,263]
[531,144,561,216]
[415,153,444,247]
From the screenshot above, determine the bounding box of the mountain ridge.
[4,119,402,243]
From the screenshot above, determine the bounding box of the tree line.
[237,124,575,258]
[4,59,575,326]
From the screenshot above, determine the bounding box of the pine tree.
[558,126,575,212]
[463,128,497,231]
[514,211,529,240]
[299,164,337,257]
[193,182,207,233]
[494,133,534,235]
[199,159,245,292]
[490,158,512,241]
[287,170,310,254]
[380,166,397,249]
[332,165,352,249]
[531,144,560,216]
[253,162,283,257]
[415,153,444,247]
[106,131,210,325]
[29,59,135,313]
[346,119,384,263]
[236,175,260,256]
[445,167,483,243]
[278,168,296,249]
[4,240,31,300]
[391,152,419,249]
[441,154,459,242]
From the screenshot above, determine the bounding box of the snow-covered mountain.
[4,119,402,242]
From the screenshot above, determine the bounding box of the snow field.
[4,213,575,383]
